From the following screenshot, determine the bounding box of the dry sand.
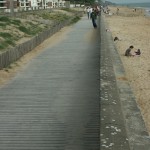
[105,6,150,133]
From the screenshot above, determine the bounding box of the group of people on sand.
[85,6,100,28]
[113,36,141,57]
[113,37,141,57]
[125,45,141,57]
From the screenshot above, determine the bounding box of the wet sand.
[105,6,150,133]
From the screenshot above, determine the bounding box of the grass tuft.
[70,16,81,24]
[0,16,10,22]
[11,19,21,26]
[18,26,29,34]
[0,32,12,38]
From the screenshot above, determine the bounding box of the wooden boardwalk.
[0,16,100,150]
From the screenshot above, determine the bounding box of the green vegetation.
[5,39,15,46]
[0,42,8,50]
[69,0,95,5]
[61,8,78,13]
[0,9,81,51]
[0,16,43,51]
[11,19,21,26]
[0,32,12,38]
[61,8,71,12]
[70,16,81,24]
[0,32,15,49]
[0,16,10,22]
[18,26,29,34]
[0,32,16,51]
[40,12,70,22]
[18,25,42,35]
[0,22,6,27]
[0,39,15,50]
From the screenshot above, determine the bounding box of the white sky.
[106,0,150,4]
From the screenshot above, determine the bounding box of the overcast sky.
[106,0,150,4]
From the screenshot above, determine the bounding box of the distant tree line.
[69,0,97,5]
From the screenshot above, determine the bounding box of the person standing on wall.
[90,8,97,28]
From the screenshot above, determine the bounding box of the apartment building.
[0,0,17,9]
[36,0,66,9]
[18,0,31,10]
[0,0,66,11]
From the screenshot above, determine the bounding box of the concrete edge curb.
[100,14,150,150]
[99,14,130,149]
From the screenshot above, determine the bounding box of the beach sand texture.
[105,6,150,134]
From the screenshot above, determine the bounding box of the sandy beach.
[105,6,150,134]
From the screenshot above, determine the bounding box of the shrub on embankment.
[0,9,83,69]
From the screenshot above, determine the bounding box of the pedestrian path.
[0,16,100,150]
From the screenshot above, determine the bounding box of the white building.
[0,0,67,12]
[29,0,66,9]
[30,0,39,9]
[18,0,31,10]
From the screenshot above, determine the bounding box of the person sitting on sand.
[125,45,134,56]
[114,36,119,41]
[134,49,141,56]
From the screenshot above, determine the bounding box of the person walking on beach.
[86,7,90,19]
[116,8,119,15]
[125,45,134,56]
[90,8,97,28]
[89,7,93,19]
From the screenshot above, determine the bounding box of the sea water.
[122,2,150,16]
